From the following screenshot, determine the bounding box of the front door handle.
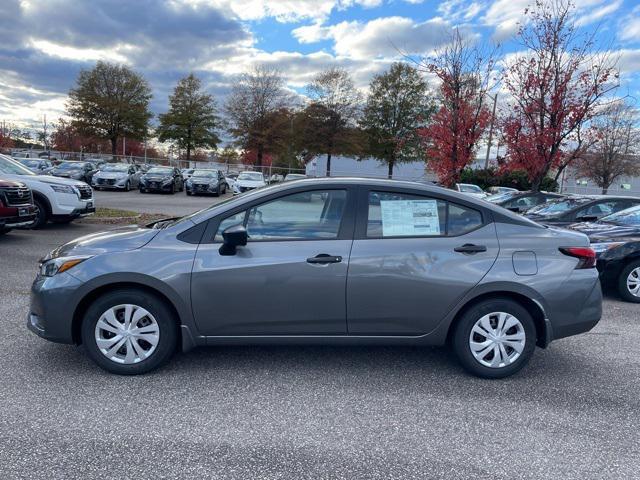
[454,244,487,254]
[307,254,342,264]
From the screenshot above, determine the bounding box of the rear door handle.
[454,244,487,254]
[306,254,342,264]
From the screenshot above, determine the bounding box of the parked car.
[454,183,487,199]
[27,178,601,378]
[0,154,94,227]
[92,163,141,191]
[569,205,640,303]
[525,195,640,227]
[284,173,307,181]
[14,158,54,174]
[232,171,266,194]
[486,190,566,213]
[181,168,195,181]
[269,174,284,183]
[139,166,184,193]
[486,186,518,195]
[0,179,37,234]
[185,169,228,196]
[50,161,99,183]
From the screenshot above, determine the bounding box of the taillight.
[559,247,597,269]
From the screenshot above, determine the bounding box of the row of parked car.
[474,187,640,303]
[0,154,95,233]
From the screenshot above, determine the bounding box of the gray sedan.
[92,163,141,191]
[27,178,602,378]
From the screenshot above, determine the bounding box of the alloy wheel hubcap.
[94,304,160,364]
[627,267,640,297]
[469,312,526,368]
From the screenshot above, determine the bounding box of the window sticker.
[380,200,441,236]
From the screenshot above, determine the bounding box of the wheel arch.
[32,190,52,216]
[445,290,550,348]
[72,282,184,348]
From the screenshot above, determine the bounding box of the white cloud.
[616,49,640,74]
[438,0,483,22]
[620,7,640,42]
[293,16,456,59]
[183,0,382,23]
[575,0,623,27]
[29,39,136,63]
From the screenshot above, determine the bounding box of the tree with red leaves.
[241,149,272,167]
[0,130,14,150]
[501,0,618,191]
[418,29,494,187]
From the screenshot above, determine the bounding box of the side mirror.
[219,224,248,256]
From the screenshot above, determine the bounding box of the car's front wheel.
[618,260,640,303]
[452,298,536,379]
[81,289,178,375]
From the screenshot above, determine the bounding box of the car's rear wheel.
[618,260,640,303]
[452,298,536,379]
[81,289,178,375]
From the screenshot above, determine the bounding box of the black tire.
[186,191,192,196]
[214,185,220,197]
[222,183,227,195]
[452,298,536,379]
[618,260,640,303]
[31,198,48,229]
[125,180,131,192]
[139,188,146,193]
[81,289,178,375]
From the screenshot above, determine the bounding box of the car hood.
[568,222,640,242]
[191,176,217,183]
[95,172,127,179]
[46,225,160,259]
[236,179,264,187]
[1,173,87,188]
[143,175,170,181]
[52,169,82,176]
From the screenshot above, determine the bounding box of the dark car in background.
[486,190,566,213]
[14,158,54,174]
[139,166,184,194]
[185,169,228,196]
[0,179,36,234]
[524,196,640,226]
[570,206,640,303]
[50,161,99,183]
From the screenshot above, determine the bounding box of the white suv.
[0,154,95,227]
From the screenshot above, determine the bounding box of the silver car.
[28,178,602,377]
[92,163,141,191]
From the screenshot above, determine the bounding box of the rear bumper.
[549,274,602,341]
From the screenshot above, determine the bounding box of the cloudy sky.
[1,0,639,129]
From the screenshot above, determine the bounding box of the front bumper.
[27,272,82,344]
[93,179,128,189]
[0,205,37,227]
[141,182,174,192]
[187,183,218,194]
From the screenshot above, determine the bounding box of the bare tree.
[225,66,291,167]
[576,101,640,194]
[303,67,363,176]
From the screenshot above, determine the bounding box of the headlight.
[162,177,172,184]
[590,242,625,253]
[49,184,75,194]
[209,180,218,186]
[39,255,92,277]
[186,179,193,187]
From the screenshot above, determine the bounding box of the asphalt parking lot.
[94,188,232,216]
[1,218,639,478]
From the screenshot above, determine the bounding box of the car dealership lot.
[1,223,639,479]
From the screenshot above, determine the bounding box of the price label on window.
[380,200,441,236]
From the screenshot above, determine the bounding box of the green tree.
[67,61,152,157]
[360,63,434,178]
[225,66,291,167]
[157,74,220,162]
[303,68,363,176]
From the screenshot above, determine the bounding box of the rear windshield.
[527,197,592,215]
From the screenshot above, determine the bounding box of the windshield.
[459,184,483,193]
[101,164,130,172]
[600,205,640,226]
[238,172,263,181]
[57,162,83,170]
[192,170,218,178]
[527,197,592,215]
[486,191,518,202]
[18,159,40,168]
[0,155,35,175]
[147,167,173,174]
